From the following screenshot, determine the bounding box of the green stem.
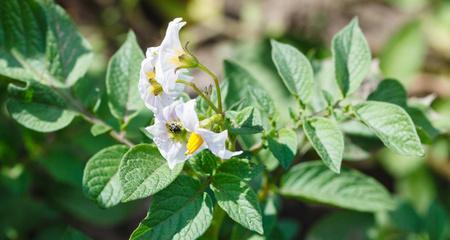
[176,79,221,114]
[197,63,223,114]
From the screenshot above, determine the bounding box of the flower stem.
[176,79,221,114]
[197,63,223,114]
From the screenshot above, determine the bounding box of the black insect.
[167,122,183,134]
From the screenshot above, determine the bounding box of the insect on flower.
[146,100,242,169]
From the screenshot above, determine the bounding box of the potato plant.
[1,0,448,239]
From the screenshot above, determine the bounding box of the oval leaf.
[216,158,257,182]
[43,1,93,87]
[82,145,128,208]
[303,117,344,173]
[268,128,298,169]
[0,0,93,87]
[130,175,213,240]
[280,162,394,212]
[332,17,371,96]
[271,40,314,102]
[106,31,144,121]
[6,81,76,132]
[119,144,183,202]
[212,173,264,234]
[223,60,275,116]
[367,79,407,107]
[354,101,424,156]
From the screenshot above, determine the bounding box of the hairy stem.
[197,63,223,114]
[176,79,221,113]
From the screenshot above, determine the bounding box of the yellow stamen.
[146,71,163,95]
[146,71,156,79]
[186,132,204,155]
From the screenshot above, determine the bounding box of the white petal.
[165,141,188,169]
[146,47,159,59]
[146,121,187,169]
[157,18,191,95]
[139,53,175,112]
[161,100,182,121]
[196,129,242,159]
[176,99,199,132]
[161,18,185,53]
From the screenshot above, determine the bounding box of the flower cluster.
[139,18,241,169]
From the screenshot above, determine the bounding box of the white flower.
[146,99,242,169]
[139,18,193,112]
[157,18,192,92]
[138,47,174,112]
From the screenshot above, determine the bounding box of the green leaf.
[388,201,423,233]
[407,107,440,143]
[0,0,93,87]
[332,17,371,96]
[303,117,344,173]
[212,173,264,234]
[73,76,102,112]
[62,227,92,240]
[216,158,257,182]
[367,79,407,107]
[306,211,374,240]
[270,40,314,102]
[223,60,275,117]
[380,21,425,86]
[267,128,298,169]
[90,123,112,136]
[6,81,76,132]
[425,201,449,240]
[367,80,439,142]
[82,145,128,208]
[227,107,264,135]
[106,31,144,121]
[130,175,213,240]
[354,101,424,156]
[280,161,394,212]
[248,87,276,117]
[0,0,46,81]
[119,144,182,202]
[273,219,299,240]
[189,149,218,175]
[42,1,93,87]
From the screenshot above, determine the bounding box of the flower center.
[165,121,187,142]
[170,50,186,68]
[147,71,163,96]
[186,132,204,155]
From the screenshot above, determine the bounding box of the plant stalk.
[197,63,223,114]
[176,79,221,114]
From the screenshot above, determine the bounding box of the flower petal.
[146,47,159,59]
[146,122,187,169]
[196,129,242,159]
[139,48,174,112]
[157,18,190,95]
[176,99,199,132]
[160,100,182,121]
[160,18,185,54]
[165,141,188,169]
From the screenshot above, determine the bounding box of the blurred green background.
[0,0,449,239]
